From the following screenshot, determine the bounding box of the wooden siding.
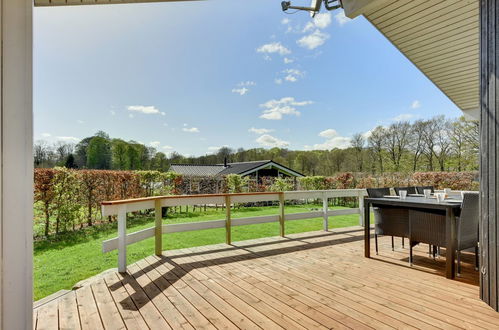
[34,227,499,329]
[364,0,479,115]
[480,0,499,312]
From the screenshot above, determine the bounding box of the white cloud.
[110,110,116,116]
[232,87,249,95]
[129,114,134,119]
[77,120,85,124]
[257,42,291,56]
[127,105,161,115]
[183,127,200,133]
[41,133,51,138]
[319,129,339,139]
[275,78,283,85]
[149,141,161,148]
[303,12,332,32]
[256,134,290,148]
[311,129,351,150]
[411,100,421,109]
[392,113,415,122]
[57,136,80,143]
[249,127,274,134]
[238,81,256,86]
[335,11,351,26]
[259,97,313,120]
[281,18,290,25]
[162,145,173,150]
[284,57,294,64]
[283,68,304,82]
[297,30,329,50]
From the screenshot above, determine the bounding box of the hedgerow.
[34,169,479,237]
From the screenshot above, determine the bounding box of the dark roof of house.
[169,160,304,177]
[169,164,225,177]
[217,160,270,176]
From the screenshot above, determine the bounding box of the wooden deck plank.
[128,260,194,329]
[140,256,264,330]
[35,301,58,330]
[103,272,149,330]
[171,250,330,330]
[75,285,104,330]
[142,256,246,330]
[189,244,399,330]
[34,227,499,330]
[135,257,216,329]
[90,279,126,330]
[116,271,171,329]
[58,291,81,330]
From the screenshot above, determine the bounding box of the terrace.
[34,227,497,329]
[33,189,499,328]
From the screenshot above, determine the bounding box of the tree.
[350,133,365,172]
[87,136,111,169]
[368,126,386,173]
[111,139,128,170]
[65,154,77,168]
[409,120,426,171]
[74,137,92,169]
[384,122,410,172]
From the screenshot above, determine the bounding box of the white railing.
[101,189,368,272]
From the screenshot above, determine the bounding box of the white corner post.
[118,206,127,273]
[358,192,365,227]
[1,0,33,328]
[155,199,162,256]
[322,195,329,231]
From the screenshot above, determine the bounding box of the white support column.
[322,196,329,231]
[118,206,127,273]
[358,193,365,227]
[1,0,33,328]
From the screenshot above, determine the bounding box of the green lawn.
[34,204,361,301]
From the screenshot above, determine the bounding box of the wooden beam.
[480,0,499,311]
[154,200,162,256]
[225,195,231,245]
[279,193,285,237]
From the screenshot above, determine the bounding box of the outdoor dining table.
[364,195,463,279]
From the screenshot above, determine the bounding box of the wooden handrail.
[102,189,368,272]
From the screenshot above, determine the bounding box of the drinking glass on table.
[423,189,432,199]
[399,190,408,200]
[436,193,446,203]
[444,188,451,197]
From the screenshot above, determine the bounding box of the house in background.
[170,160,305,180]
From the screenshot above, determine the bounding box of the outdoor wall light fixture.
[281,0,342,17]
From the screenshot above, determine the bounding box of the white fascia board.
[341,0,391,18]
[34,0,199,7]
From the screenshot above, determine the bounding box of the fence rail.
[101,189,368,272]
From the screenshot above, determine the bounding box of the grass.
[34,204,362,301]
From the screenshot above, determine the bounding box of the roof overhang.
[343,0,480,120]
[34,0,198,7]
[239,161,305,177]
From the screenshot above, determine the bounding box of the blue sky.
[34,0,461,156]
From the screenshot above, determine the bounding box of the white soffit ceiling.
[358,0,479,118]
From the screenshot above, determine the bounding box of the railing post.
[358,192,365,227]
[279,193,285,237]
[118,205,127,273]
[155,199,162,256]
[323,194,329,231]
[225,195,231,244]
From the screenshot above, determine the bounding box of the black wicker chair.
[408,192,479,275]
[415,186,435,194]
[367,188,409,254]
[394,187,417,195]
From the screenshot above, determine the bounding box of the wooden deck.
[34,226,499,329]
